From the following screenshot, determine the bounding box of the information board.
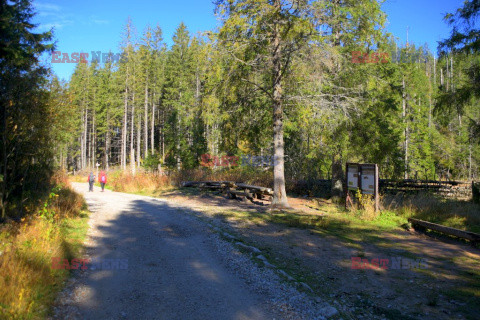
[345,163,379,212]
[347,164,359,190]
[361,165,376,194]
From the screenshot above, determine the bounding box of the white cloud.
[93,19,110,25]
[34,2,61,12]
[36,20,73,32]
[33,2,74,32]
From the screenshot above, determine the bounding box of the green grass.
[59,212,90,258]
[212,207,407,248]
[383,194,480,234]
[0,185,89,319]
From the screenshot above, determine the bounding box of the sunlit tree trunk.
[271,3,289,208]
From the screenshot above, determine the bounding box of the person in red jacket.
[99,171,107,192]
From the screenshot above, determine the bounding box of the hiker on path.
[99,171,107,192]
[87,172,95,192]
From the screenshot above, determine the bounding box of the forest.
[1,0,480,217]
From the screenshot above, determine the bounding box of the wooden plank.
[228,190,247,195]
[182,181,236,188]
[236,183,271,191]
[236,183,273,195]
[408,218,480,242]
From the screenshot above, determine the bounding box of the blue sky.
[32,0,464,81]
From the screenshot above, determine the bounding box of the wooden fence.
[289,179,477,201]
[379,180,473,200]
[182,179,478,202]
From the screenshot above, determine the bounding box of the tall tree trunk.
[403,76,409,179]
[88,114,91,169]
[137,113,141,168]
[469,144,472,180]
[144,80,149,157]
[130,92,136,175]
[151,93,155,154]
[83,106,88,169]
[80,108,84,169]
[446,57,449,91]
[105,108,110,171]
[271,4,289,208]
[177,91,182,171]
[176,115,181,171]
[122,71,129,170]
[92,106,96,168]
[161,109,165,162]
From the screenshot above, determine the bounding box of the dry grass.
[359,198,379,221]
[382,193,480,234]
[347,191,380,221]
[0,174,88,319]
[71,167,274,195]
[108,171,174,194]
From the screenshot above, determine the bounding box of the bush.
[143,153,161,172]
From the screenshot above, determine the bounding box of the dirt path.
[52,183,277,320]
[147,189,480,320]
[52,184,479,319]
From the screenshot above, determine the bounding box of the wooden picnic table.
[182,180,273,203]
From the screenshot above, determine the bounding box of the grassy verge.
[384,194,480,234]
[0,181,89,319]
[212,207,406,245]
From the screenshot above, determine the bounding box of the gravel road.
[51,183,332,320]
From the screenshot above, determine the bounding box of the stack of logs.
[181,181,274,203]
[380,180,473,200]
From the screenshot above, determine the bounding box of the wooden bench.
[182,181,235,188]
[236,183,273,199]
[408,218,480,244]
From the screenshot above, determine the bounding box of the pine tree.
[0,0,54,219]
